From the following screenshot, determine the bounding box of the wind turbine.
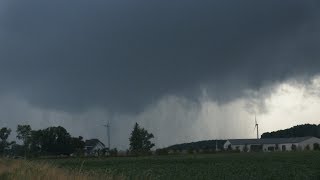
[254,115,259,139]
[103,121,111,150]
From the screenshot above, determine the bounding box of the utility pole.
[103,122,111,150]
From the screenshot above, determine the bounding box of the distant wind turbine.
[254,115,259,139]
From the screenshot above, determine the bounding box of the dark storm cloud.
[0,0,319,113]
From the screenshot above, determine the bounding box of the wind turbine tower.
[254,115,259,139]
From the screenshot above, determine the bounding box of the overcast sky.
[0,0,320,149]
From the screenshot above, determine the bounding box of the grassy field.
[1,152,320,179]
[42,152,320,180]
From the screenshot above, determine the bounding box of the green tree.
[129,123,155,155]
[26,126,85,156]
[40,126,73,155]
[70,136,85,156]
[16,125,32,157]
[261,124,320,139]
[109,148,118,157]
[29,130,43,156]
[0,127,12,155]
[155,148,168,155]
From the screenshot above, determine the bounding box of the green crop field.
[40,152,320,180]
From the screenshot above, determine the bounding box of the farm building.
[223,136,320,152]
[84,139,106,156]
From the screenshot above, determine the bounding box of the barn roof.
[85,139,105,147]
[227,137,314,145]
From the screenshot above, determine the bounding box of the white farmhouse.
[84,139,106,156]
[223,137,320,152]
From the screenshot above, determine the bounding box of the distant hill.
[261,124,320,139]
[163,124,320,151]
[165,140,226,151]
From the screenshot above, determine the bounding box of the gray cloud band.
[0,0,319,113]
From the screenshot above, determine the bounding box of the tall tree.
[16,125,32,157]
[129,123,155,155]
[27,126,84,156]
[29,130,43,156]
[0,127,12,155]
[40,126,73,155]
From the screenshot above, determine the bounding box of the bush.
[281,145,286,151]
[313,143,320,151]
[202,149,214,154]
[291,144,297,151]
[267,146,275,152]
[155,148,168,155]
[225,149,240,153]
[305,145,310,151]
[243,145,249,152]
[109,148,118,156]
[187,148,194,154]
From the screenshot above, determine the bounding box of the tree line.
[0,122,155,158]
[0,125,85,157]
[261,124,320,139]
[3,123,319,157]
[165,140,226,152]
